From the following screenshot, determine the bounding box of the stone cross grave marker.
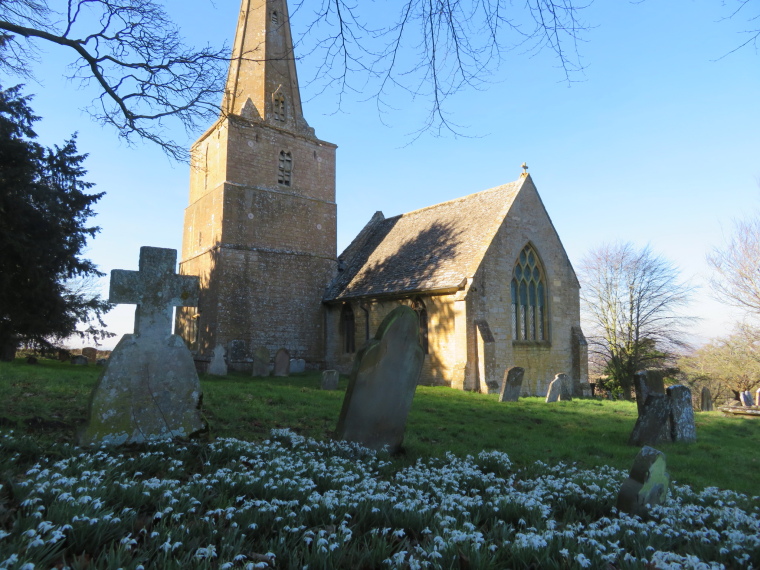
[273,348,290,376]
[700,387,713,412]
[321,369,339,390]
[207,344,228,376]
[251,346,270,377]
[336,305,424,453]
[616,446,670,518]
[498,367,524,402]
[80,247,205,446]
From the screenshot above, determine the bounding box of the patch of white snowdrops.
[0,429,758,569]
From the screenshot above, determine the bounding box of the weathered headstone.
[558,373,573,401]
[667,385,696,443]
[628,394,671,446]
[321,369,339,390]
[81,347,97,362]
[700,386,713,412]
[756,388,760,407]
[290,358,306,373]
[273,348,290,376]
[71,355,88,366]
[741,391,753,407]
[634,370,667,416]
[336,305,424,453]
[207,344,228,376]
[498,367,524,402]
[251,346,270,377]
[616,446,670,518]
[80,247,205,446]
[545,375,562,403]
[58,349,71,362]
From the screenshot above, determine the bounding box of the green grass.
[1,357,759,495]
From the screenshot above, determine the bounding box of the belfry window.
[278,150,292,186]
[341,304,355,353]
[271,10,278,24]
[412,298,429,354]
[511,244,547,341]
[273,92,286,121]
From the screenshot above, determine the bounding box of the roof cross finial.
[521,162,529,177]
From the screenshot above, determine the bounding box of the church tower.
[177,0,337,368]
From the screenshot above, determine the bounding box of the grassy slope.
[1,358,758,495]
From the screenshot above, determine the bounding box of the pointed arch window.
[341,304,355,353]
[273,92,286,121]
[278,150,292,186]
[511,244,547,341]
[412,298,429,354]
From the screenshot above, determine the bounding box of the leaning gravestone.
[81,347,97,362]
[80,247,205,446]
[321,370,339,390]
[251,346,270,377]
[616,446,670,518]
[545,374,563,403]
[628,394,671,446]
[207,344,228,376]
[71,354,88,366]
[273,348,290,376]
[667,385,697,443]
[290,358,306,373]
[700,387,713,412]
[336,306,424,453]
[498,367,524,402]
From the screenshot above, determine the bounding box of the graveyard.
[1,357,759,568]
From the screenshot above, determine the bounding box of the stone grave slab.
[498,367,524,402]
[628,394,671,446]
[700,387,713,412]
[71,355,88,366]
[80,247,205,446]
[207,344,228,376]
[336,305,424,453]
[616,446,670,518]
[273,348,290,376]
[321,370,339,390]
[667,385,696,443]
[251,346,270,377]
[545,375,562,403]
[290,358,306,373]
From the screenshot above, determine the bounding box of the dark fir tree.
[0,84,110,360]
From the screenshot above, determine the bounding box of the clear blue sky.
[13,0,760,348]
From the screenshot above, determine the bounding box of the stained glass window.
[511,244,547,341]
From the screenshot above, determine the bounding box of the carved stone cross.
[109,247,199,339]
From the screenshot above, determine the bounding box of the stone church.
[176,0,588,396]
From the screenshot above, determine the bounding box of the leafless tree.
[707,216,760,317]
[0,0,228,160]
[579,242,695,398]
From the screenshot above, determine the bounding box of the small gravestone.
[667,385,696,443]
[321,369,339,390]
[81,347,97,361]
[207,344,228,376]
[273,348,290,376]
[58,349,71,362]
[700,387,713,411]
[756,388,760,407]
[96,358,108,366]
[228,340,246,363]
[71,355,88,366]
[545,375,563,403]
[290,358,306,373]
[80,247,205,446]
[628,394,671,446]
[741,391,753,407]
[336,305,424,453]
[616,446,669,518]
[251,346,270,377]
[558,373,573,401]
[498,367,524,402]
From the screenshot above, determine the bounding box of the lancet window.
[273,92,286,121]
[278,150,292,186]
[511,244,547,341]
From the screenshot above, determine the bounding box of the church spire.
[222,0,308,132]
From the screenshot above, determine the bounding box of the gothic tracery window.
[511,244,547,341]
[278,150,292,186]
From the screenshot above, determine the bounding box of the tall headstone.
[498,367,524,402]
[667,385,696,443]
[700,386,713,412]
[628,394,671,446]
[336,306,424,453]
[741,391,753,407]
[273,348,290,377]
[545,374,564,403]
[321,369,339,390]
[207,344,228,376]
[634,370,667,416]
[616,446,670,518]
[557,373,573,401]
[80,247,205,446]
[81,347,97,362]
[251,346,270,377]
